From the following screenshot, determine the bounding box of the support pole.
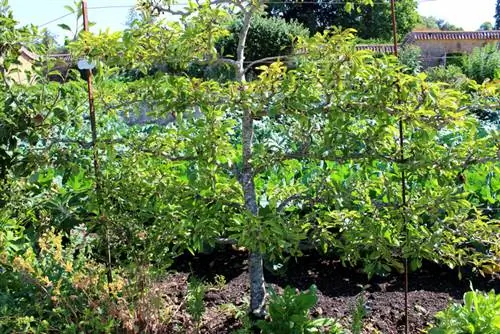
[81,0,113,285]
[390,1,408,333]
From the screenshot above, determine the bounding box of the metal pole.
[390,1,408,333]
[390,0,398,57]
[81,0,113,285]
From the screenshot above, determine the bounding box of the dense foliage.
[266,0,419,41]
[217,15,308,62]
[429,288,500,334]
[398,44,422,75]
[416,16,463,31]
[256,285,341,334]
[462,44,500,83]
[1,0,499,331]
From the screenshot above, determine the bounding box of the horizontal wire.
[37,0,437,27]
[38,13,74,27]
[88,5,135,9]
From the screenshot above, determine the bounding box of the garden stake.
[81,0,113,285]
[390,1,409,333]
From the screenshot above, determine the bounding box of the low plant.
[257,285,343,334]
[351,293,367,334]
[429,286,500,334]
[399,45,422,75]
[462,44,500,83]
[219,298,252,334]
[0,226,118,333]
[425,65,470,90]
[0,225,172,333]
[186,277,206,333]
[210,274,227,290]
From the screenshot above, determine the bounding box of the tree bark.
[236,3,266,316]
[241,109,266,316]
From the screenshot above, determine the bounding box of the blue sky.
[9,0,498,43]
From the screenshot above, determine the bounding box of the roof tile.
[404,30,500,44]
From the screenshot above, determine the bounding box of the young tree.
[65,0,500,318]
[115,0,382,316]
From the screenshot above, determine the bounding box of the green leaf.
[57,23,72,32]
[345,2,354,13]
[64,5,75,13]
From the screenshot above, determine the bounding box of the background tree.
[416,15,439,30]
[266,0,419,41]
[216,15,308,62]
[495,0,500,29]
[437,18,464,31]
[479,21,494,31]
[416,16,463,31]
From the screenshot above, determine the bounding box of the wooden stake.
[390,1,409,333]
[81,0,113,285]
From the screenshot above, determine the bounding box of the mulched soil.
[152,246,499,333]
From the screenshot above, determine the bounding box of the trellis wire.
[38,0,438,27]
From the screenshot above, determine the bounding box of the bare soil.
[152,247,499,333]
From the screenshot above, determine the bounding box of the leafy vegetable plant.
[429,286,500,334]
[257,285,342,334]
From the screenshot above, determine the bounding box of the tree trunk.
[241,110,266,316]
[249,251,266,315]
[236,2,266,317]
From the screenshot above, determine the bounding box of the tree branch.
[235,5,253,81]
[243,53,306,74]
[147,0,246,17]
[277,193,307,212]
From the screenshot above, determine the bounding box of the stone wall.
[415,40,499,68]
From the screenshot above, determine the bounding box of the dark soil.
[153,246,499,333]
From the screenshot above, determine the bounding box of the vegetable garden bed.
[153,247,499,333]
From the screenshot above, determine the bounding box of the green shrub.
[462,44,500,83]
[399,45,422,74]
[217,15,309,62]
[425,65,470,90]
[429,287,500,334]
[446,53,465,68]
[0,227,117,333]
[257,285,343,334]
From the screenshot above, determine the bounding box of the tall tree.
[495,0,500,29]
[416,16,463,31]
[266,0,419,41]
